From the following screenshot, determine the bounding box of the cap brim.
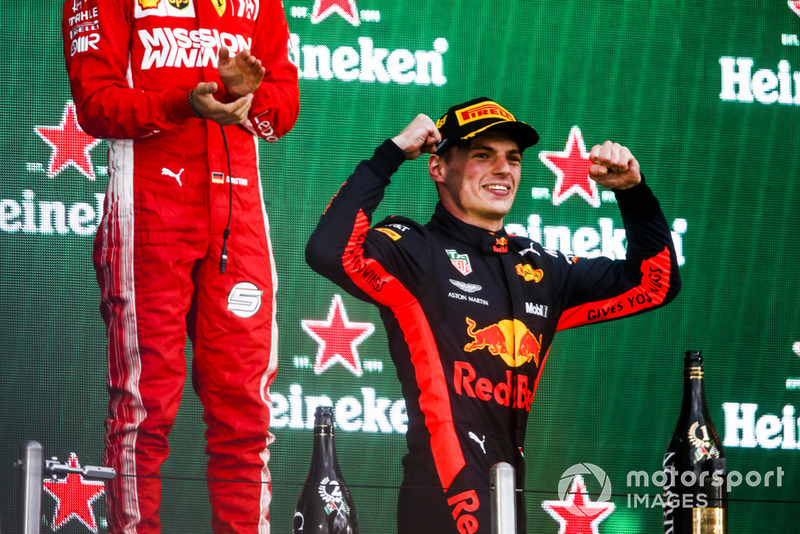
[436,120,540,155]
[435,115,540,155]
[480,120,540,151]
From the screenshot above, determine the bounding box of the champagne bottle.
[293,406,358,534]
[663,350,727,533]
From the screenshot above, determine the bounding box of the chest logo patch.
[450,279,482,293]
[446,249,473,276]
[516,263,543,283]
[464,317,541,367]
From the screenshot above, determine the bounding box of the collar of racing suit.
[426,202,512,255]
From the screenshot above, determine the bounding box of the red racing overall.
[62,1,298,532]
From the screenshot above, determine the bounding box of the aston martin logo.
[449,279,482,293]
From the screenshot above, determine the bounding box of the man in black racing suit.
[305,97,681,534]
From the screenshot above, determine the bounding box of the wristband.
[188,90,203,118]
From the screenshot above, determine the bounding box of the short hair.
[437,141,468,163]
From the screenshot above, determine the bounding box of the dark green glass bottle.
[293,406,358,534]
[663,351,727,533]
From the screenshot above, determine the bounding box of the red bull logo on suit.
[463,317,542,368]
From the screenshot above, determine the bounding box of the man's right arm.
[62,0,251,139]
[305,140,406,302]
[306,115,440,301]
[62,0,194,139]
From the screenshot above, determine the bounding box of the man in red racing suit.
[62,1,298,532]
[305,99,680,533]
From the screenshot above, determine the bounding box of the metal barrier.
[17,440,511,533]
[490,462,517,534]
[14,441,115,534]
[15,441,43,534]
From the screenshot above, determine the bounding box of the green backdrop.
[1,0,799,532]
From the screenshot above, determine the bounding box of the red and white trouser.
[93,133,278,534]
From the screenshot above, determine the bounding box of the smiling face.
[429,131,522,231]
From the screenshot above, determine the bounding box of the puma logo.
[468,432,486,454]
[518,242,540,256]
[161,167,184,186]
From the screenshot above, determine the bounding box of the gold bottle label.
[686,367,704,379]
[688,422,720,460]
[692,507,725,533]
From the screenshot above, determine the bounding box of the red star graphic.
[542,475,615,534]
[35,102,101,181]
[302,294,374,376]
[310,0,360,26]
[42,453,106,533]
[539,126,600,208]
[790,1,800,17]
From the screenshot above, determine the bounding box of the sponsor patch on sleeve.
[375,227,402,241]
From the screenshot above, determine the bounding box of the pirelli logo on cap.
[456,101,515,125]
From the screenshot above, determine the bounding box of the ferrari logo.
[212,0,226,16]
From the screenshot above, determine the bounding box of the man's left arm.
[556,142,681,330]
[241,0,299,141]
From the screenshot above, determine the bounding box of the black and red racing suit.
[305,139,681,533]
